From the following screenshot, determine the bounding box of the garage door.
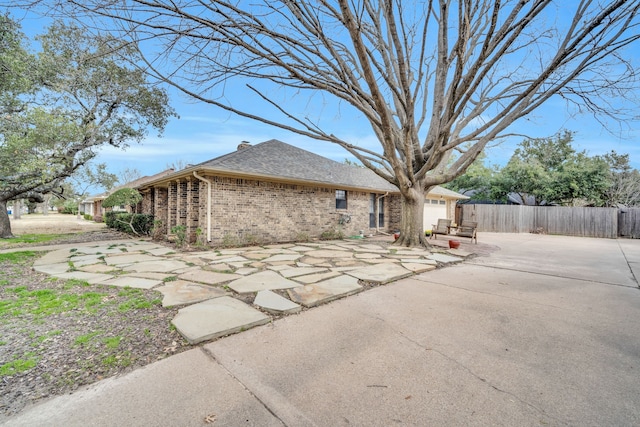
[423,198,447,232]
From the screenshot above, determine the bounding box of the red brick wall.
[144,175,396,246]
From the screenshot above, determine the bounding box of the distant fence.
[459,204,622,238]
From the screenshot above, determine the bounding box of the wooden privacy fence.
[459,204,621,238]
[619,208,640,239]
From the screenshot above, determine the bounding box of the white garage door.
[423,198,448,232]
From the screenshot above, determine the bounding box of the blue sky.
[97,86,640,178]
[9,7,640,180]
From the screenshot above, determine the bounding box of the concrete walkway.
[26,236,471,344]
[5,233,640,426]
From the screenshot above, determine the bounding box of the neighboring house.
[424,186,469,232]
[135,139,467,245]
[80,169,175,222]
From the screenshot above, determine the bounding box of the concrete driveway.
[6,233,640,426]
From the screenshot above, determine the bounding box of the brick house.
[81,169,175,222]
[136,140,465,245]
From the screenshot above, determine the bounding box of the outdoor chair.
[456,220,478,244]
[431,218,452,239]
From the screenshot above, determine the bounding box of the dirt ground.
[8,212,107,235]
[0,213,190,419]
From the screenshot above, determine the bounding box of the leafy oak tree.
[489,131,610,206]
[0,19,174,238]
[600,151,640,207]
[25,0,640,246]
[445,151,496,200]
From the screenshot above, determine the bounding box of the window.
[369,193,385,227]
[336,190,347,209]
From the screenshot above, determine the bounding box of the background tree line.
[446,130,640,207]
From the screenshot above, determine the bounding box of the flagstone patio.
[32,237,472,344]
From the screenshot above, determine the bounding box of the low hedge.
[104,211,154,235]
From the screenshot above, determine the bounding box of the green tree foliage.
[599,151,640,207]
[445,152,496,200]
[102,188,147,235]
[0,15,35,113]
[102,188,142,209]
[0,19,175,238]
[490,131,610,206]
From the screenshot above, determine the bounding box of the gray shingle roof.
[194,139,399,192]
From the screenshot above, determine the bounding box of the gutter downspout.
[376,192,390,235]
[192,171,212,242]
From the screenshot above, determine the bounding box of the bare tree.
[27,0,640,246]
[117,167,143,186]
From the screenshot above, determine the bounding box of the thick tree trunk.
[0,199,15,239]
[394,187,429,248]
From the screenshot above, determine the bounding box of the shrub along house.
[81,169,175,222]
[136,140,466,245]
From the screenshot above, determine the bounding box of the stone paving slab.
[180,252,223,261]
[33,249,72,266]
[156,280,228,307]
[428,253,464,264]
[204,263,232,272]
[299,256,331,265]
[354,253,382,259]
[142,246,176,256]
[217,249,248,255]
[175,256,208,266]
[346,263,413,284]
[122,243,166,252]
[235,267,259,275]
[394,249,431,256]
[446,249,473,257]
[124,272,175,281]
[293,270,342,284]
[122,259,190,273]
[78,264,116,273]
[400,258,437,264]
[229,261,251,268]
[104,253,158,266]
[171,266,201,274]
[286,245,318,252]
[334,260,368,267]
[228,271,301,294]
[68,253,103,263]
[362,258,401,264]
[101,276,162,289]
[287,275,362,307]
[52,271,114,284]
[172,296,270,344]
[261,244,295,249]
[253,290,302,315]
[73,246,127,255]
[33,262,70,275]
[69,258,105,268]
[179,270,240,285]
[354,244,387,251]
[402,263,437,273]
[253,248,297,254]
[209,256,248,264]
[279,267,329,278]
[304,250,353,259]
[262,254,303,263]
[243,252,271,260]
